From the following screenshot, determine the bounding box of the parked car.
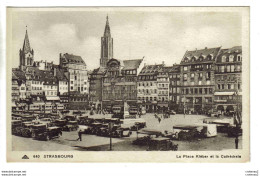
[16,122,34,137]
[54,119,67,130]
[11,120,22,135]
[227,125,242,137]
[129,107,138,115]
[147,137,178,151]
[130,120,147,131]
[112,126,132,138]
[32,124,62,141]
[63,121,78,131]
[168,110,176,115]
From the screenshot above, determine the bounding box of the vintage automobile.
[112,126,132,138]
[11,120,22,135]
[147,137,178,151]
[90,122,103,134]
[16,121,34,137]
[129,107,138,115]
[63,115,77,122]
[63,121,79,131]
[21,114,35,122]
[133,135,152,146]
[168,110,176,115]
[54,119,67,130]
[227,125,242,137]
[172,125,202,141]
[96,123,109,136]
[133,129,163,145]
[77,115,89,125]
[32,124,62,141]
[130,119,147,131]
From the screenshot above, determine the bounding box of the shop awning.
[46,96,60,101]
[214,92,235,96]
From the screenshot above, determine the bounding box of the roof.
[122,59,143,70]
[167,64,181,73]
[55,68,68,81]
[181,47,221,64]
[216,46,242,63]
[90,67,107,75]
[12,69,26,81]
[139,64,164,75]
[60,53,86,66]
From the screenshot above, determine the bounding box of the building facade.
[168,65,181,112]
[89,67,106,110]
[137,64,164,112]
[102,58,143,109]
[214,46,242,114]
[180,47,221,114]
[59,53,89,94]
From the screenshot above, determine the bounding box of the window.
[206,80,211,85]
[198,81,202,85]
[222,56,226,62]
[195,88,198,94]
[220,65,225,73]
[199,73,203,78]
[229,55,234,62]
[226,65,230,72]
[206,72,211,79]
[228,84,231,89]
[71,86,73,90]
[191,73,194,78]
[222,84,225,89]
[184,66,188,71]
[199,88,202,94]
[231,65,235,72]
[238,83,241,90]
[183,74,187,81]
[190,81,194,86]
[237,55,242,61]
[218,84,221,89]
[237,65,241,71]
[204,88,208,94]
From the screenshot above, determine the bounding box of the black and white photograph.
[6,7,250,162]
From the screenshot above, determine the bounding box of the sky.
[10,8,242,70]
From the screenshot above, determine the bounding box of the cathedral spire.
[22,26,31,54]
[104,15,111,37]
[100,15,113,68]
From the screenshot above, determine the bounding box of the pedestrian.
[154,113,158,119]
[158,117,161,123]
[77,129,82,141]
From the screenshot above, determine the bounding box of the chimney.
[162,61,165,65]
[54,67,57,76]
[205,47,207,49]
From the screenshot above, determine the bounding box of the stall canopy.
[46,96,60,101]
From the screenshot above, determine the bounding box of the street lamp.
[233,91,240,149]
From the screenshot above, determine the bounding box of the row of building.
[12,16,242,114]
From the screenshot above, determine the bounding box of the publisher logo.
[22,155,29,159]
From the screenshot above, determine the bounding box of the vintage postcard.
[6,7,250,162]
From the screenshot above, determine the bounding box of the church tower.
[100,15,113,68]
[19,27,34,70]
